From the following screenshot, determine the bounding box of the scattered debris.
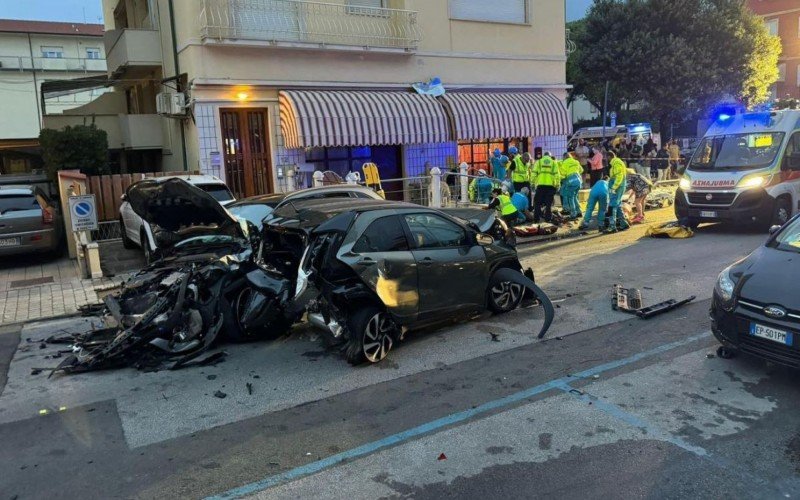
[612,284,695,319]
[489,332,500,342]
[30,368,42,375]
[246,382,253,395]
[592,374,600,379]
[213,390,227,399]
[437,453,447,461]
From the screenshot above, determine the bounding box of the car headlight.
[738,175,769,189]
[714,266,736,309]
[679,177,691,191]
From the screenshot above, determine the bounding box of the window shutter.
[449,0,527,24]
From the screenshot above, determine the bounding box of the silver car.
[0,185,63,257]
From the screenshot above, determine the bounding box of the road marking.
[206,332,711,500]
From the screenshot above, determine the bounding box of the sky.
[1,0,592,25]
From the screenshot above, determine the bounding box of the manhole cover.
[10,276,55,289]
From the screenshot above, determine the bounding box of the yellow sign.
[753,135,773,147]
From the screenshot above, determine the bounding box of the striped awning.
[279,90,451,149]
[439,92,572,141]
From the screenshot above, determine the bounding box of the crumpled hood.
[733,246,800,310]
[128,178,243,239]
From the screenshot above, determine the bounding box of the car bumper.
[0,228,60,257]
[675,188,774,224]
[711,292,800,368]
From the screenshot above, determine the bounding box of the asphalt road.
[2,215,792,500]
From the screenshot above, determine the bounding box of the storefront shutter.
[449,0,527,24]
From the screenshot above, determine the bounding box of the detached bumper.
[675,188,773,224]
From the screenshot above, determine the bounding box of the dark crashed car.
[711,215,800,368]
[251,198,552,365]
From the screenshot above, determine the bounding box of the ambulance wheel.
[770,197,791,229]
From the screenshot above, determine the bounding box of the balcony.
[199,0,421,53]
[104,29,163,77]
[119,114,164,150]
[0,55,106,73]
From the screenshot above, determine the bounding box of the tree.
[39,124,109,179]
[569,0,782,133]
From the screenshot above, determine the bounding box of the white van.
[567,123,654,150]
[675,110,800,229]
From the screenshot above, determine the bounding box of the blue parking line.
[206,332,711,500]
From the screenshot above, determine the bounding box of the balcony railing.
[0,55,107,73]
[104,29,163,76]
[199,0,421,51]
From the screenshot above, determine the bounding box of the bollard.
[460,162,469,204]
[430,167,442,208]
[312,170,324,188]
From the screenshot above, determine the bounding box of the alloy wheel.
[491,282,523,311]
[362,313,394,363]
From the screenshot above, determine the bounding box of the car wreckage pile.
[48,179,554,375]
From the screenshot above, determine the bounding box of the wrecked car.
[256,198,553,365]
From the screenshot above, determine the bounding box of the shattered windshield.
[689,133,784,171]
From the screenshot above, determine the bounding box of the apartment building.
[0,20,107,174]
[748,0,800,101]
[90,0,570,198]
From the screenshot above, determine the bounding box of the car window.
[228,204,275,229]
[0,194,39,215]
[403,213,467,249]
[353,216,409,253]
[353,191,377,199]
[199,184,235,202]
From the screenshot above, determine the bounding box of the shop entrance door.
[220,108,274,198]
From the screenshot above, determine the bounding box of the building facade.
[90,0,570,197]
[0,20,107,175]
[748,0,800,101]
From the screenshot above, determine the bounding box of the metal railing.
[199,0,421,50]
[565,28,576,55]
[0,55,107,73]
[91,220,123,242]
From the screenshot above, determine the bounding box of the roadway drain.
[10,276,55,289]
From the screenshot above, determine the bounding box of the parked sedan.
[0,185,62,258]
[711,215,800,367]
[119,175,235,264]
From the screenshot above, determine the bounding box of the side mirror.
[476,233,494,246]
[769,225,782,235]
[120,193,127,202]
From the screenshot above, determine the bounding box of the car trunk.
[0,193,45,237]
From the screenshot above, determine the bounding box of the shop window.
[450,0,528,24]
[457,138,528,175]
[41,46,64,59]
[306,146,373,179]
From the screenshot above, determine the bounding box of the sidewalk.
[0,256,124,326]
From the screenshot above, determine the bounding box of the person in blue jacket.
[490,148,509,182]
[511,187,532,223]
[578,176,609,232]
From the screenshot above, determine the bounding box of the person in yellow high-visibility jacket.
[558,152,584,219]
[509,147,532,202]
[487,187,520,225]
[606,151,630,233]
[531,152,561,223]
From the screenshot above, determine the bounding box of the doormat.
[10,276,55,289]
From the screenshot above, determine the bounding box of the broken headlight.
[714,266,735,310]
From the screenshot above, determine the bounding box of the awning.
[279,90,450,149]
[439,92,572,141]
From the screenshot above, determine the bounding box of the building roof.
[0,19,103,37]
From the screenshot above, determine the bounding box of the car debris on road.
[611,284,696,320]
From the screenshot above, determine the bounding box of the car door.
[337,214,419,323]
[401,212,488,318]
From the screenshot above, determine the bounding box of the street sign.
[610,111,617,128]
[68,194,98,232]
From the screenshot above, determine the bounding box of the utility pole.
[601,81,609,144]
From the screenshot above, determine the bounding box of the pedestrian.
[489,148,509,182]
[626,168,653,224]
[558,151,583,219]
[668,139,681,178]
[588,147,604,186]
[531,152,561,223]
[655,143,670,181]
[509,149,533,204]
[628,139,647,178]
[606,151,630,233]
[578,175,609,232]
[574,139,590,170]
[487,187,519,226]
[468,169,494,204]
[643,137,657,157]
[511,187,534,223]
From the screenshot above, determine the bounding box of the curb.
[0,311,86,329]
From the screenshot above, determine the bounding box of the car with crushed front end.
[711,214,800,368]
[246,198,552,365]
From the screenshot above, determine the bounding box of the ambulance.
[675,110,800,229]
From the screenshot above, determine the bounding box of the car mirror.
[476,233,494,246]
[769,225,782,235]
[120,193,127,202]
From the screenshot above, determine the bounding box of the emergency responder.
[489,148,509,182]
[531,152,561,223]
[578,175,609,232]
[558,151,584,219]
[606,151,630,233]
[508,147,532,201]
[487,187,520,225]
[511,186,534,223]
[468,169,494,204]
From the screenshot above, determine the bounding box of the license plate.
[750,322,793,346]
[0,237,19,247]
[699,210,717,218]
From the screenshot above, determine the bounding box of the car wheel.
[771,197,791,229]
[345,307,397,365]
[487,271,524,313]
[225,286,292,342]
[120,218,135,249]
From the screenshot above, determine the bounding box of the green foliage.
[568,0,783,129]
[39,125,109,179]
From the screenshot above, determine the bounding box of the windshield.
[199,184,235,202]
[0,194,39,215]
[229,204,275,229]
[771,219,800,254]
[689,133,784,171]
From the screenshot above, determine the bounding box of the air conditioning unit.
[156,92,186,116]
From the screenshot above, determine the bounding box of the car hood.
[127,178,244,240]
[733,246,800,309]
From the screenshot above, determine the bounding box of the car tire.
[120,218,135,249]
[770,197,791,229]
[487,270,524,313]
[224,286,293,343]
[685,218,701,230]
[345,306,398,365]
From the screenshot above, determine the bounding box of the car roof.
[267,198,425,231]
[142,174,226,185]
[282,184,380,199]
[0,185,34,195]
[228,193,287,207]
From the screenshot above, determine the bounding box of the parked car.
[275,184,383,208]
[253,198,552,364]
[0,185,63,258]
[119,175,235,264]
[227,194,286,230]
[711,215,800,367]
